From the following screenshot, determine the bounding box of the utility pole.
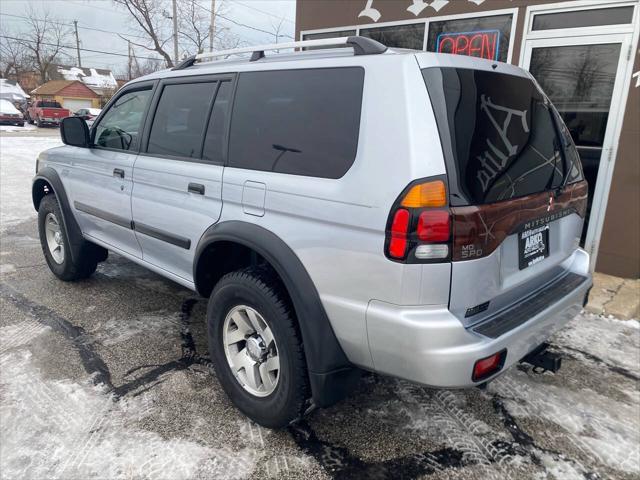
[172,0,179,65]
[73,20,81,67]
[209,0,215,52]
[127,40,132,80]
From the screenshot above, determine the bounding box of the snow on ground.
[0,123,36,132]
[0,135,62,232]
[0,332,256,479]
[554,314,640,371]
[0,132,638,480]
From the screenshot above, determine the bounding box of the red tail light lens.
[389,208,410,258]
[472,350,506,382]
[417,210,450,242]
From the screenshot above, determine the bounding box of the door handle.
[113,168,125,179]
[188,183,205,195]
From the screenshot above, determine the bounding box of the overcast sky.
[0,0,296,76]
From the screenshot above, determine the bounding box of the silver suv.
[33,37,592,428]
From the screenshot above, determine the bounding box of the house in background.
[30,80,100,111]
[53,65,118,97]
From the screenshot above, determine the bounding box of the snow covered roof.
[0,79,30,101]
[55,65,118,91]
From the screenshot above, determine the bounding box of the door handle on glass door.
[113,168,125,179]
[188,183,205,195]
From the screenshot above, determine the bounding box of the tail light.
[384,177,451,263]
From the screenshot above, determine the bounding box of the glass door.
[522,33,632,264]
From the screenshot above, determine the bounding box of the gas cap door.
[242,181,266,217]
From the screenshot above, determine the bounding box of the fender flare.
[194,221,360,407]
[32,167,84,263]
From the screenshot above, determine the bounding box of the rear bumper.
[366,248,592,387]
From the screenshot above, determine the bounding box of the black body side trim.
[73,201,191,250]
[73,201,133,230]
[194,221,359,408]
[135,222,191,249]
[472,272,588,339]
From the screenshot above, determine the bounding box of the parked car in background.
[0,99,25,126]
[26,100,71,127]
[74,108,102,121]
[74,108,102,128]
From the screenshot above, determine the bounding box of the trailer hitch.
[521,343,562,374]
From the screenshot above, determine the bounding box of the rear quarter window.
[228,67,364,179]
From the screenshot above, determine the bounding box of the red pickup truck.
[26,100,71,127]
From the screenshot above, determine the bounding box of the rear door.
[131,75,233,282]
[420,61,587,326]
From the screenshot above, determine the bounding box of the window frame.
[227,66,365,179]
[522,0,638,41]
[90,80,157,154]
[140,73,237,164]
[299,7,519,63]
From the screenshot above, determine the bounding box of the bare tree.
[114,0,175,67]
[18,7,72,83]
[0,35,32,79]
[178,0,210,54]
[178,0,239,55]
[270,17,285,44]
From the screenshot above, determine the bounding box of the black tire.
[36,117,42,128]
[207,267,309,428]
[38,194,99,281]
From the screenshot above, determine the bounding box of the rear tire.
[38,194,99,281]
[207,267,309,428]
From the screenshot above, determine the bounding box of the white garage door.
[62,98,92,112]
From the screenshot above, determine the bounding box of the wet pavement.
[1,134,639,480]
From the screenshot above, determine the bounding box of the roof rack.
[173,36,387,70]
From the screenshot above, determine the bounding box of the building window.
[360,23,425,50]
[426,14,513,62]
[532,6,634,30]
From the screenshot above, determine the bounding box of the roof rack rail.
[190,36,387,66]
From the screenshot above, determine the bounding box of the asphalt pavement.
[1,130,638,480]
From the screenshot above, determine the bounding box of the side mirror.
[60,116,90,148]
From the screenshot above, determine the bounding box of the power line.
[0,35,163,62]
[192,2,294,39]
[233,1,295,25]
[0,9,263,53]
[0,12,149,41]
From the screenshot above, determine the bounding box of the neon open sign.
[436,30,501,61]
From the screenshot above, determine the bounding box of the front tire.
[207,267,309,428]
[38,194,98,281]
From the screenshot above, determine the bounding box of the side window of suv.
[94,87,152,151]
[202,80,232,163]
[147,82,218,158]
[228,68,364,179]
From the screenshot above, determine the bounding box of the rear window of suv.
[422,67,583,206]
[228,67,364,179]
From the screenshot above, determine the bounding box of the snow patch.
[491,373,640,474]
[0,348,258,479]
[0,123,35,132]
[92,311,182,346]
[0,136,62,232]
[553,313,640,372]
